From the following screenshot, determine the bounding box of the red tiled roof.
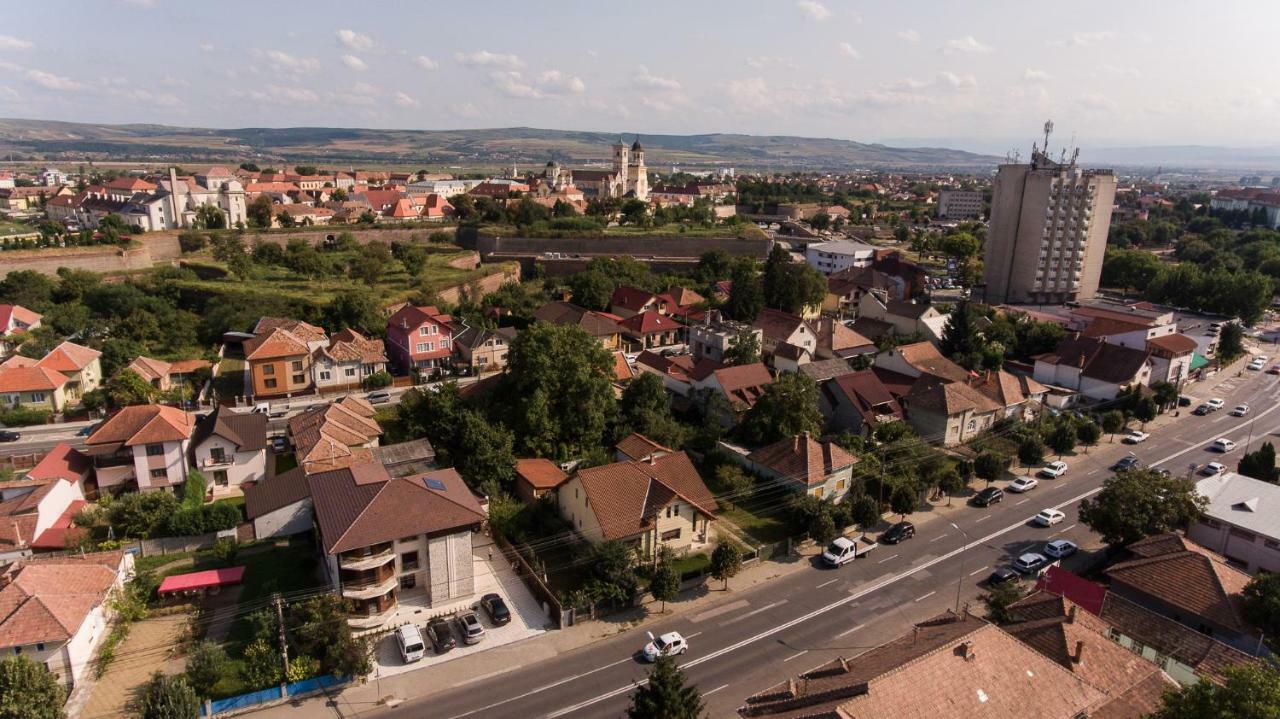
[514,458,569,490]
[893,341,970,383]
[0,305,41,331]
[1107,533,1252,633]
[614,432,672,461]
[244,327,311,360]
[618,310,679,335]
[609,285,657,313]
[1146,333,1198,355]
[747,433,858,487]
[0,552,124,648]
[575,452,716,541]
[35,342,100,373]
[87,405,193,447]
[25,443,90,483]
[0,366,67,393]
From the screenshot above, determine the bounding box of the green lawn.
[212,357,245,401]
[671,552,710,578]
[719,493,803,545]
[274,453,298,474]
[0,220,37,238]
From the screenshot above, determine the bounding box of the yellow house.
[0,366,70,412]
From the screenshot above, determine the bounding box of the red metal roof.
[158,566,246,594]
[1035,566,1106,616]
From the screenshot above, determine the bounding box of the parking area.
[371,546,551,678]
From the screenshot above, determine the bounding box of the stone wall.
[436,264,521,304]
[241,226,456,248]
[472,234,769,259]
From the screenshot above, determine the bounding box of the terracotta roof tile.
[244,327,311,360]
[0,552,123,648]
[614,433,672,462]
[0,366,68,392]
[1106,533,1252,633]
[575,452,716,541]
[85,404,193,447]
[514,458,569,490]
[747,433,858,487]
[35,341,101,373]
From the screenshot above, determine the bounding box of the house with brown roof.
[813,317,875,361]
[244,466,312,539]
[633,351,721,397]
[287,396,382,474]
[532,301,622,350]
[1034,335,1153,401]
[513,458,569,503]
[190,407,268,494]
[1106,533,1263,655]
[857,290,946,341]
[1145,333,1198,386]
[820,369,904,437]
[0,365,70,412]
[244,327,317,399]
[614,432,672,463]
[0,305,41,358]
[308,463,486,629]
[752,309,817,365]
[608,286,660,318]
[312,329,388,392]
[35,341,102,400]
[874,340,971,383]
[739,611,1126,718]
[82,405,195,493]
[0,551,133,692]
[742,432,858,502]
[557,451,716,559]
[903,376,1002,446]
[617,311,683,352]
[0,445,89,558]
[453,326,517,374]
[694,362,775,426]
[970,369,1048,421]
[124,356,212,393]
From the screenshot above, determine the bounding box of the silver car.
[457,611,485,645]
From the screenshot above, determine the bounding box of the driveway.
[76,612,188,719]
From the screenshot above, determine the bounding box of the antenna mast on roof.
[1042,120,1054,155]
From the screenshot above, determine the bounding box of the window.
[264,378,277,389]
[11,647,19,655]
[210,447,226,463]
[419,326,429,336]
[430,325,439,335]
[814,486,824,498]
[35,643,43,652]
[150,469,167,479]
[319,371,331,381]
[401,551,419,570]
[214,470,228,486]
[262,364,275,376]
[30,393,44,403]
[442,339,451,348]
[423,342,434,352]
[835,479,846,490]
[345,368,356,377]
[415,343,428,353]
[399,574,416,590]
[661,528,681,541]
[292,374,305,384]
[146,444,164,457]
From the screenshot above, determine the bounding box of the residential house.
[558,451,716,559]
[312,329,388,392]
[83,405,195,493]
[797,358,854,384]
[874,341,972,384]
[287,396,382,474]
[309,463,486,629]
[1191,472,1280,575]
[752,309,817,366]
[823,267,908,315]
[0,305,41,358]
[35,342,102,401]
[124,356,212,393]
[696,363,774,426]
[969,369,1048,421]
[743,432,858,502]
[253,317,329,350]
[903,376,1002,446]
[244,328,315,399]
[190,407,268,494]
[686,311,762,364]
[857,291,947,342]
[813,317,875,361]
[244,467,312,540]
[0,446,89,557]
[0,366,69,412]
[532,302,621,350]
[371,438,437,478]
[513,458,569,503]
[453,326,517,374]
[608,286,661,318]
[1145,333,1199,387]
[821,369,904,437]
[386,305,455,374]
[0,551,134,692]
[614,432,672,463]
[617,311,683,352]
[633,351,719,397]
[1033,335,1153,401]
[804,239,876,275]
[1105,533,1264,655]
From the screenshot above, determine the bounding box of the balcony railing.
[347,600,397,629]
[338,547,395,571]
[341,574,398,600]
[201,456,233,468]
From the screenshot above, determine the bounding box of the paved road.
[369,366,1279,719]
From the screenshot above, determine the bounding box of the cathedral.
[540,136,649,201]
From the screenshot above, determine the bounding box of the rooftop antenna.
[1042,119,1054,155]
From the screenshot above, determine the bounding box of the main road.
[363,364,1280,719]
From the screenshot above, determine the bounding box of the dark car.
[425,618,456,653]
[479,593,511,625]
[0,430,20,442]
[971,487,1004,507]
[76,423,99,437]
[987,567,1020,586]
[1193,404,1212,416]
[879,521,916,544]
[1110,455,1141,472]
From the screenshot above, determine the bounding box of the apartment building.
[937,189,984,220]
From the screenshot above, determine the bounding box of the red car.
[1268,364,1280,375]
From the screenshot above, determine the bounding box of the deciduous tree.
[1238,442,1279,483]
[709,542,742,591]
[1079,469,1207,546]
[741,373,822,445]
[1150,664,1280,719]
[649,547,680,613]
[0,656,66,719]
[1101,410,1126,441]
[627,656,705,719]
[137,672,199,719]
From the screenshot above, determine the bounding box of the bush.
[185,641,229,698]
[108,492,180,539]
[211,538,238,564]
[178,231,208,253]
[166,507,206,537]
[362,371,393,390]
[0,404,51,427]
[202,501,242,532]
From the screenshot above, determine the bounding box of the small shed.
[158,566,246,601]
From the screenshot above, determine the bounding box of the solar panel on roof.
[424,478,446,490]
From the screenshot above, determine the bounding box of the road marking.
[720,600,787,626]
[816,578,839,589]
[975,515,991,522]
[1016,498,1030,505]
[969,565,989,576]
[1052,523,1078,537]
[691,600,748,623]
[686,632,703,639]
[877,554,898,564]
[929,534,947,542]
[702,684,729,698]
[836,623,864,638]
[784,650,809,662]
[914,590,937,603]
[447,657,634,719]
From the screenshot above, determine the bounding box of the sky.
[1,0,1277,154]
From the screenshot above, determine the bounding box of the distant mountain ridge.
[0,118,1001,171]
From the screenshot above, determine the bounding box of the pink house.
[386,305,455,373]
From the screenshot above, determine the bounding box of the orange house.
[245,328,313,398]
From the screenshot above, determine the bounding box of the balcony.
[347,597,397,629]
[341,574,398,600]
[201,455,233,469]
[338,546,395,571]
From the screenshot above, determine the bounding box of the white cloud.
[265,50,319,72]
[796,0,830,21]
[414,55,438,70]
[393,91,418,107]
[489,71,541,98]
[1023,68,1052,82]
[634,65,681,91]
[199,42,214,52]
[335,29,373,51]
[448,102,481,119]
[1100,64,1142,79]
[838,42,861,59]
[727,77,771,109]
[1078,93,1118,112]
[26,69,79,91]
[341,54,367,71]
[0,60,22,72]
[351,82,377,95]
[1049,31,1115,48]
[937,71,977,89]
[896,29,920,43]
[942,36,994,54]
[745,56,799,70]
[537,70,585,95]
[0,86,19,102]
[0,35,33,51]
[455,50,522,69]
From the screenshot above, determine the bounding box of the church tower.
[628,136,649,201]
[612,138,629,176]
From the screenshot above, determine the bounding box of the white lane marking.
[1052,523,1078,537]
[447,657,634,719]
[784,650,809,662]
[686,632,703,639]
[836,623,864,638]
[720,600,787,626]
[877,554,898,564]
[929,534,948,542]
[914,590,937,603]
[702,684,729,698]
[1016,498,1031,506]
[975,515,991,522]
[816,578,839,589]
[691,599,748,623]
[969,565,989,576]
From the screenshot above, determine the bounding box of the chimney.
[1067,605,1077,624]
[12,522,22,548]
[168,167,181,228]
[1072,640,1085,664]
[960,641,977,661]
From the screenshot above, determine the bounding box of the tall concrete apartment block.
[982,143,1116,305]
[937,189,984,220]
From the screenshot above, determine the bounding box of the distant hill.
[0,118,1001,171]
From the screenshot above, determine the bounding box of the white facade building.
[804,240,876,275]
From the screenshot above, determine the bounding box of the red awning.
[1035,566,1107,616]
[157,566,246,595]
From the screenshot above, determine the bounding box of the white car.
[1212,438,1237,452]
[1201,461,1226,476]
[1044,539,1078,559]
[1123,430,1150,444]
[1013,552,1050,574]
[1206,398,1226,411]
[1038,461,1069,479]
[1034,509,1066,527]
[1231,404,1250,417]
[395,624,426,664]
[1248,359,1265,371]
[1009,477,1039,493]
[642,631,687,661]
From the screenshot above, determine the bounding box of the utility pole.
[273,592,289,689]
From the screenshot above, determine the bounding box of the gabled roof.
[748,433,857,487]
[614,432,672,462]
[288,399,382,474]
[514,458,569,490]
[828,369,904,425]
[0,305,41,331]
[25,443,90,483]
[971,369,1045,408]
[618,310,679,335]
[316,329,387,364]
[1195,471,1280,539]
[662,285,705,307]
[86,404,193,447]
[608,285,657,313]
[752,308,811,344]
[905,376,1000,416]
[1106,533,1253,634]
[891,341,971,383]
[308,465,485,554]
[192,406,268,452]
[252,317,327,344]
[1037,335,1151,385]
[244,327,312,361]
[712,363,774,410]
[36,341,101,373]
[244,466,309,519]
[886,298,934,320]
[1146,333,1199,355]
[387,304,452,333]
[575,452,716,541]
[0,552,124,648]
[609,350,634,383]
[532,302,620,338]
[0,366,68,393]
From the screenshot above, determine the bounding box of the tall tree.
[721,331,761,366]
[1238,442,1280,483]
[939,300,984,368]
[1150,664,1280,719]
[709,542,742,590]
[649,547,681,613]
[761,244,792,311]
[1047,423,1077,457]
[890,484,916,520]
[1218,322,1245,362]
[1017,436,1045,473]
[1242,572,1280,651]
[741,373,822,445]
[849,494,881,538]
[567,270,614,311]
[1076,420,1102,453]
[0,656,66,719]
[627,656,705,719]
[725,264,763,322]
[1101,410,1126,441]
[974,451,1009,486]
[1079,469,1207,545]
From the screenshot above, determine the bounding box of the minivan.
[367,390,392,404]
[395,624,426,663]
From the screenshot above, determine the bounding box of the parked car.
[395,624,426,664]
[971,487,1005,507]
[0,430,20,442]
[367,390,392,404]
[1009,477,1039,493]
[270,436,288,453]
[1111,455,1141,472]
[457,612,485,645]
[1178,395,1194,407]
[1269,364,1280,375]
[1193,404,1213,416]
[821,536,878,566]
[1123,430,1149,444]
[1039,461,1069,479]
[1231,405,1250,417]
[1034,509,1066,527]
[426,617,457,653]
[1248,359,1265,371]
[1201,462,1227,476]
[479,593,511,625]
[988,567,1020,586]
[76,423,99,437]
[879,522,915,544]
[1013,552,1050,574]
[1212,438,1237,452]
[642,631,687,661]
[1206,398,1226,411]
[1044,539,1078,559]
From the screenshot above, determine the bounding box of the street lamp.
[949,522,971,613]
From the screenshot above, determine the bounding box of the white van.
[396,623,426,663]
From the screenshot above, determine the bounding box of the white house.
[190,407,268,494]
[805,240,876,275]
[83,405,194,493]
[1192,472,1280,574]
[1033,336,1152,401]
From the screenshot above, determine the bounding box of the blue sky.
[1,0,1277,151]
